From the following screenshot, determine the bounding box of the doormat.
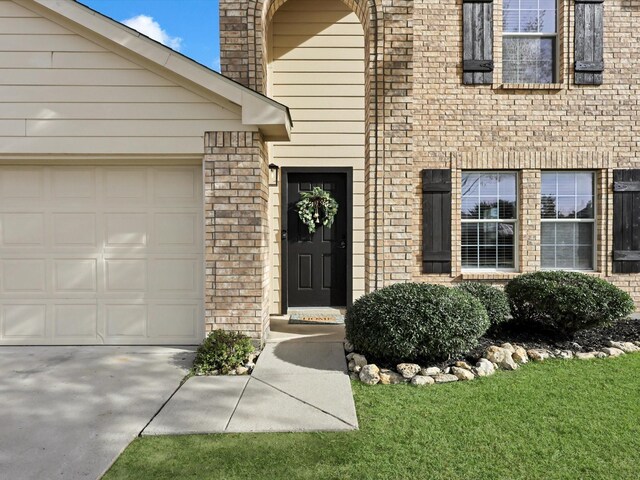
[289,313,345,325]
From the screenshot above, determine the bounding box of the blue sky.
[80,0,221,71]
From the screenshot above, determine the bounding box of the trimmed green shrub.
[505,271,635,336]
[345,282,490,363]
[193,330,254,375]
[456,282,511,329]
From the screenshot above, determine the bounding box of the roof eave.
[18,0,291,141]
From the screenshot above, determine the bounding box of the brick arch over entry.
[219,0,415,292]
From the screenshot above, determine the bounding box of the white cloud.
[122,14,182,51]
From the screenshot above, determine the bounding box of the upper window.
[541,172,595,270]
[503,0,557,83]
[462,172,518,270]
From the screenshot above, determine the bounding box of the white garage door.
[0,165,204,345]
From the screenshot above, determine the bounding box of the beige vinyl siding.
[268,0,366,312]
[0,0,248,155]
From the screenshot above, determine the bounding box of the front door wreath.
[295,187,339,234]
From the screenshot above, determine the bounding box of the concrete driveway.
[0,346,194,480]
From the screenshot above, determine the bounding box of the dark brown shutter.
[575,0,604,85]
[422,169,452,274]
[463,0,494,85]
[613,170,640,273]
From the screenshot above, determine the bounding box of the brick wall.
[204,131,270,342]
[412,0,640,304]
[218,0,640,311]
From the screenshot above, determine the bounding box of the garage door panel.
[51,168,97,201]
[152,258,199,293]
[0,164,204,345]
[104,258,147,292]
[2,304,47,338]
[0,167,44,202]
[149,303,198,338]
[2,213,45,246]
[53,259,97,293]
[105,213,148,248]
[52,213,97,247]
[104,168,148,202]
[105,304,148,339]
[154,167,199,204]
[155,213,199,248]
[2,259,47,293]
[53,304,97,338]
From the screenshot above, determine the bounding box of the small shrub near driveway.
[456,282,511,329]
[505,271,635,336]
[345,282,489,364]
[193,330,254,375]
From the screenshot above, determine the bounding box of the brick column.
[204,132,270,343]
[519,169,541,272]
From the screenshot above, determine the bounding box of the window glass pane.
[462,198,480,219]
[502,37,556,83]
[576,196,594,218]
[498,223,515,244]
[498,246,515,268]
[478,223,497,245]
[556,223,575,245]
[462,173,480,197]
[541,195,557,218]
[462,246,478,268]
[499,198,517,219]
[539,0,556,8]
[499,173,517,196]
[556,246,575,269]
[578,223,594,245]
[538,62,554,83]
[479,174,498,196]
[576,172,594,195]
[541,223,555,244]
[556,173,576,195]
[462,223,478,245]
[520,11,540,32]
[480,199,499,219]
[504,0,519,8]
[557,196,576,218]
[541,172,556,195]
[539,10,556,33]
[479,246,498,268]
[541,246,555,268]
[576,246,594,270]
[503,11,520,32]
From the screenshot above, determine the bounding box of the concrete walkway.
[143,319,358,434]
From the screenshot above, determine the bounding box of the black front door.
[283,172,349,309]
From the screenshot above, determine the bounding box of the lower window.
[462,172,518,270]
[541,171,595,270]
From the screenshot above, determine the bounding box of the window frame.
[540,170,597,271]
[502,0,560,84]
[461,171,519,272]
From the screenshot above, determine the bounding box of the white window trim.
[502,1,559,83]
[540,171,597,271]
[461,171,519,272]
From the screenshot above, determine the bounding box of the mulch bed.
[360,318,640,370]
[466,317,640,360]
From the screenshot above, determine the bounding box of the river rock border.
[344,340,640,386]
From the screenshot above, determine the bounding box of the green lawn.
[105,355,640,480]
